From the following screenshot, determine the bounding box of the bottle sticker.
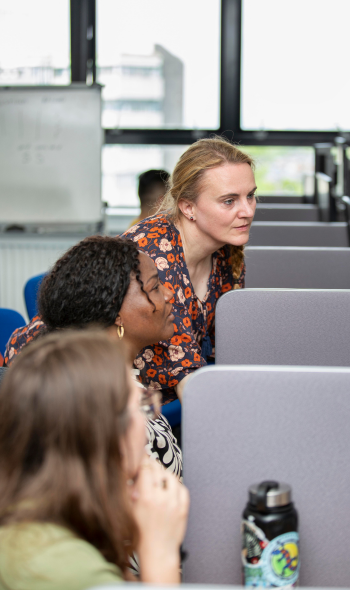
[242,520,299,588]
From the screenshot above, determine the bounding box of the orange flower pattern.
[4,215,245,405]
[122,214,245,404]
[3,315,45,366]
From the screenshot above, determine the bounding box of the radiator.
[0,235,82,321]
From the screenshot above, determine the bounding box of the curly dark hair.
[39,235,153,331]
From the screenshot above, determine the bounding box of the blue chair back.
[0,308,26,356]
[24,273,46,320]
[161,399,181,427]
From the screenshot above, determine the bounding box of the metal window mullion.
[220,0,241,136]
[70,0,96,83]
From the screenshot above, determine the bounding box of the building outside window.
[96,0,221,129]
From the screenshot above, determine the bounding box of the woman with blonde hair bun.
[122,136,256,404]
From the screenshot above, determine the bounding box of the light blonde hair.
[158,136,255,278]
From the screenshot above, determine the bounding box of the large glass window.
[97,0,221,129]
[103,145,314,210]
[241,0,350,131]
[102,144,187,207]
[239,146,314,195]
[0,0,70,86]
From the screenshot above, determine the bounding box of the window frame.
[70,0,345,147]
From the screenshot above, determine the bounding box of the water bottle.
[241,480,299,588]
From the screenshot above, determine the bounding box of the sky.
[0,0,70,68]
[0,0,221,130]
[2,0,349,131]
[241,0,350,131]
[96,0,221,129]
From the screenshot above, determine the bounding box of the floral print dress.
[121,214,245,404]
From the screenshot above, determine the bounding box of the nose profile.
[162,284,174,301]
[238,195,255,219]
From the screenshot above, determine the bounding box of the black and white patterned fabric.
[146,413,182,479]
[132,370,182,480]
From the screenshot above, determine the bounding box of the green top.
[0,522,122,590]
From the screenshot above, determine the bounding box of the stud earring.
[190,216,194,221]
[117,325,124,339]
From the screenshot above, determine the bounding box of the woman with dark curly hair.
[4,236,182,477]
[0,330,189,589]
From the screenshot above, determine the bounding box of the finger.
[158,471,181,507]
[178,484,190,516]
[135,456,163,497]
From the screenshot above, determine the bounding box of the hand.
[130,455,190,584]
[175,373,191,403]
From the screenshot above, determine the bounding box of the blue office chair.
[0,308,26,357]
[161,359,213,427]
[162,399,181,427]
[24,273,46,320]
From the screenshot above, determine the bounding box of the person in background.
[122,137,257,405]
[0,330,189,589]
[4,236,182,476]
[129,169,170,227]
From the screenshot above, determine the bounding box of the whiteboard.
[0,85,103,225]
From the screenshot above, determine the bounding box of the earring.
[117,325,124,339]
[190,216,194,221]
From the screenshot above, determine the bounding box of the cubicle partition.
[182,365,350,587]
[89,586,348,590]
[254,204,319,222]
[248,222,349,247]
[244,247,350,289]
[215,289,350,366]
[0,367,7,385]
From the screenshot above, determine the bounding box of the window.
[0,0,70,86]
[97,0,221,129]
[102,144,187,207]
[241,0,350,131]
[240,146,314,195]
[102,145,314,209]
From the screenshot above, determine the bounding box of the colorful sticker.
[261,532,299,586]
[242,520,299,588]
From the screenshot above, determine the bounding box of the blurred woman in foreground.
[0,331,189,590]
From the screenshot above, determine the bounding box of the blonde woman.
[122,137,256,405]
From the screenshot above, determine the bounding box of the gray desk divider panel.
[244,247,350,289]
[248,222,349,247]
[258,196,304,204]
[254,204,319,222]
[215,289,350,366]
[89,587,349,590]
[182,365,350,587]
[0,367,7,385]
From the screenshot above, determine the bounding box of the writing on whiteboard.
[17,143,63,165]
[0,86,102,224]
